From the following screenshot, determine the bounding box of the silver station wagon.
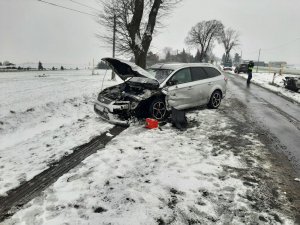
[94,58,227,125]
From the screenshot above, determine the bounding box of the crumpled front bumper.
[94,100,130,126]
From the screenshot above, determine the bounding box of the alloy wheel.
[152,101,166,120]
[212,92,221,108]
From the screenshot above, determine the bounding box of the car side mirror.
[167,80,177,86]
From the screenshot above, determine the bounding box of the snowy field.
[232,71,300,104]
[0,70,121,196]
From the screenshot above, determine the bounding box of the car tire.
[208,90,222,109]
[149,98,168,120]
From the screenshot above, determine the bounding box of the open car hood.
[102,57,158,83]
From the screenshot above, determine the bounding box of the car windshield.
[147,68,174,84]
[224,63,232,67]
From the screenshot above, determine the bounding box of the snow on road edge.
[232,71,300,104]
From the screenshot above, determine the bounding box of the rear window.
[203,67,221,78]
[190,67,210,81]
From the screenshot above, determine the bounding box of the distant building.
[0,62,16,70]
[5,62,15,66]
[0,63,16,69]
[268,61,287,68]
[243,60,266,67]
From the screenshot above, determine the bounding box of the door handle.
[187,86,193,90]
[208,82,212,85]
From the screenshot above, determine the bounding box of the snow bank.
[233,72,300,104]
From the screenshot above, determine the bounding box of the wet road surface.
[227,73,300,175]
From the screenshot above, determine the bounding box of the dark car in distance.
[234,63,248,74]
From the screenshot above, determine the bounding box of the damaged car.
[94,58,227,125]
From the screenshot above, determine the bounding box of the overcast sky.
[1,0,300,66]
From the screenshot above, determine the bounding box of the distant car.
[222,63,233,71]
[234,63,248,74]
[94,58,228,125]
[283,77,300,92]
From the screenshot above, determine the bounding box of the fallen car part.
[171,107,188,130]
[145,118,159,129]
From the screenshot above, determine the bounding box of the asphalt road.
[227,73,300,175]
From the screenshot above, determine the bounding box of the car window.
[203,67,221,78]
[170,68,192,84]
[190,67,210,81]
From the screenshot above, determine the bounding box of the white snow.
[135,33,143,50]
[3,108,293,225]
[232,71,300,104]
[0,69,122,196]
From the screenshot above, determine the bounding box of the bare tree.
[221,28,240,62]
[97,0,180,69]
[185,20,224,62]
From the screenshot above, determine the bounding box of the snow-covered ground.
[0,70,121,196]
[1,70,296,224]
[232,71,300,104]
[2,107,294,224]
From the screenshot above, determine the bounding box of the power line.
[66,0,98,11]
[37,0,98,17]
[240,37,300,60]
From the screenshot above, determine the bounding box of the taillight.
[224,76,228,82]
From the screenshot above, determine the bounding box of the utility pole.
[240,50,243,63]
[111,14,116,80]
[92,58,95,75]
[256,48,261,73]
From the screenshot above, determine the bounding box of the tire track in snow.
[0,125,127,223]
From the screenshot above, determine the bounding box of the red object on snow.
[145,118,159,129]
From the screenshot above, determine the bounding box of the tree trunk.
[199,51,205,62]
[225,52,230,62]
[134,51,147,69]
